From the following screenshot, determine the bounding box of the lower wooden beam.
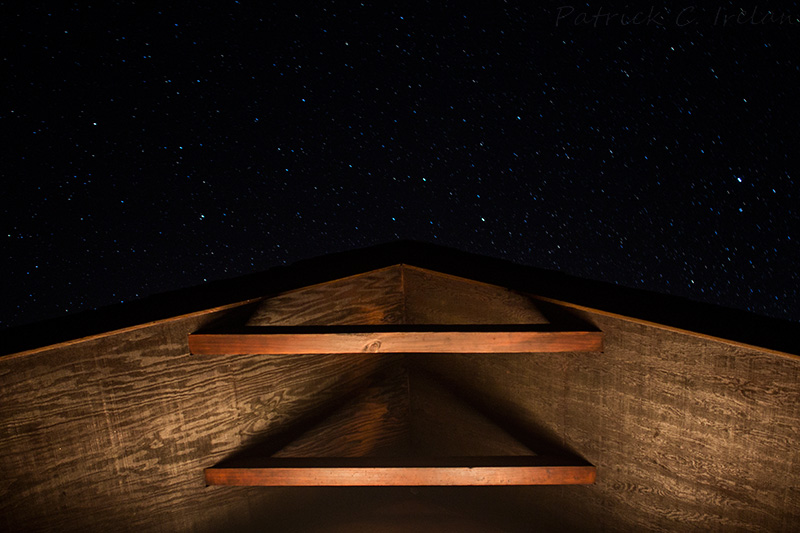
[189,329,603,355]
[205,457,596,486]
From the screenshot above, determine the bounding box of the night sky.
[3,3,799,330]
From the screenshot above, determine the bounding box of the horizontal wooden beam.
[205,457,596,486]
[189,329,603,355]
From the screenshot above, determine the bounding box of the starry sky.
[3,2,799,330]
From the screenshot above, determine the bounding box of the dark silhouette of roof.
[3,240,798,357]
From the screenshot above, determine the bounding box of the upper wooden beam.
[189,328,603,355]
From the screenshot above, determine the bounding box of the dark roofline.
[2,241,798,357]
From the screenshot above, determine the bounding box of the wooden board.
[205,457,596,486]
[189,328,603,355]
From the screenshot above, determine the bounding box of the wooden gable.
[1,254,798,531]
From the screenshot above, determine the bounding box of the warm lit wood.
[204,457,596,486]
[204,367,597,488]
[245,266,405,327]
[189,328,603,355]
[5,259,800,531]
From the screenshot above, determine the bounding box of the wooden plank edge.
[204,465,596,486]
[530,294,800,362]
[189,330,603,355]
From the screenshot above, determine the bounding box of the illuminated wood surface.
[204,367,596,487]
[205,457,596,486]
[189,328,603,355]
[8,263,798,531]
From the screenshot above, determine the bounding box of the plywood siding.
[246,265,404,326]
[272,364,410,459]
[2,263,798,531]
[402,265,551,325]
[0,296,401,530]
[414,309,800,532]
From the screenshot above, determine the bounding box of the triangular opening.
[206,365,594,486]
[190,265,602,355]
[192,264,600,487]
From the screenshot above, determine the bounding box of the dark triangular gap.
[193,300,265,332]
[525,298,604,335]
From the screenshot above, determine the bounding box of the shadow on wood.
[205,365,595,486]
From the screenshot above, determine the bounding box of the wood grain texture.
[246,265,404,326]
[189,329,603,355]
[205,458,596,486]
[205,360,595,488]
[271,365,410,458]
[402,265,551,325]
[413,309,800,532]
[0,306,392,532]
[3,263,798,531]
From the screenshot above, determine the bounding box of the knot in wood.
[364,340,382,352]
